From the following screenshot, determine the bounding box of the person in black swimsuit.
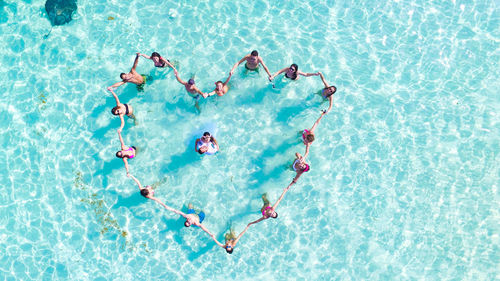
[269,63,319,82]
[107,87,136,131]
[138,52,174,68]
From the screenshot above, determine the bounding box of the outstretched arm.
[230,55,248,75]
[118,130,126,149]
[211,235,226,248]
[269,67,288,81]
[131,53,140,72]
[122,158,130,175]
[129,174,143,190]
[194,138,200,152]
[309,111,326,133]
[247,216,266,226]
[326,96,333,114]
[194,86,206,97]
[108,88,121,106]
[138,53,151,59]
[298,71,320,78]
[161,57,174,68]
[173,68,186,85]
[292,170,303,184]
[118,115,125,132]
[271,182,294,210]
[211,137,219,151]
[109,81,125,89]
[318,72,329,88]
[198,223,216,238]
[304,143,310,159]
[150,197,188,217]
[259,57,272,77]
[233,224,251,246]
[223,73,232,86]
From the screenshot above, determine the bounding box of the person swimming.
[116,129,136,176]
[107,87,136,131]
[207,73,232,97]
[292,152,310,183]
[211,225,252,254]
[302,110,326,157]
[129,174,156,199]
[195,132,219,155]
[172,67,207,112]
[246,181,296,226]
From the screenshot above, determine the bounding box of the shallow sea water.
[0,0,499,280]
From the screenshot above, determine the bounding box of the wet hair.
[306,134,315,143]
[184,221,191,227]
[151,52,161,58]
[271,212,278,219]
[120,73,126,80]
[226,247,234,254]
[140,188,149,197]
[111,107,119,115]
[115,151,123,158]
[188,79,195,85]
[203,132,211,136]
[215,81,223,86]
[251,50,258,56]
[324,86,337,98]
[290,64,298,72]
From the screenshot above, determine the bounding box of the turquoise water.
[0,0,499,280]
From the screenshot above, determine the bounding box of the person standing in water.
[317,72,337,113]
[269,63,319,81]
[172,67,207,112]
[230,50,272,79]
[108,53,146,90]
[206,73,232,97]
[137,51,174,69]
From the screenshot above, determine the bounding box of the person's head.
[184,221,191,227]
[324,85,337,97]
[111,106,120,116]
[265,208,278,219]
[151,52,161,63]
[251,50,258,57]
[306,133,315,143]
[140,187,150,198]
[202,132,211,141]
[215,81,223,91]
[141,185,154,197]
[188,78,195,85]
[225,245,234,254]
[120,73,127,80]
[198,146,208,154]
[289,63,298,73]
[116,151,123,158]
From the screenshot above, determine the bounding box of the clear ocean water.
[0,0,498,280]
